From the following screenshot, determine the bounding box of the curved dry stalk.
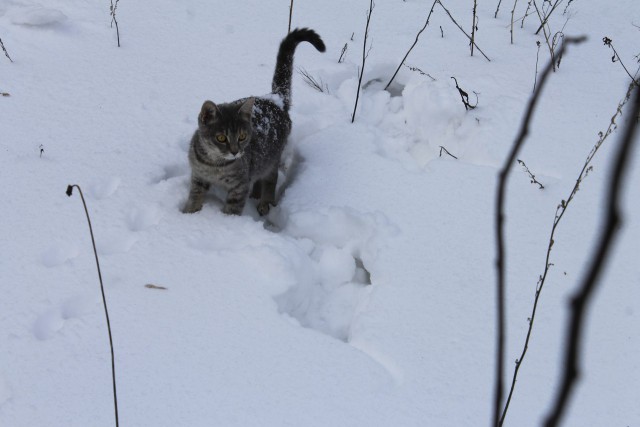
[493,35,585,427]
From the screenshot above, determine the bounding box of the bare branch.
[492,35,586,427]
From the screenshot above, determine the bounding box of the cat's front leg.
[256,166,279,216]
[182,177,210,213]
[222,182,250,215]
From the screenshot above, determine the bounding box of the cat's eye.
[216,134,227,143]
[238,132,247,141]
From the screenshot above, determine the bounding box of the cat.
[182,28,325,216]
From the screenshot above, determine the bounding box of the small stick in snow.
[516,159,544,189]
[0,37,13,62]
[110,0,121,47]
[66,184,119,427]
[451,76,478,110]
[471,0,478,56]
[145,284,168,290]
[437,0,491,62]
[603,37,640,86]
[338,43,348,63]
[385,0,437,91]
[439,146,458,159]
[533,41,542,92]
[352,0,374,123]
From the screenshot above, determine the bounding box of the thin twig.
[535,0,563,35]
[543,78,640,427]
[517,159,544,189]
[603,37,640,86]
[338,43,348,63]
[492,35,585,427]
[298,67,329,93]
[0,37,13,62]
[288,0,294,34]
[66,185,119,427]
[110,0,121,47]
[499,78,636,427]
[471,0,478,56]
[495,0,504,18]
[510,0,519,44]
[521,0,533,28]
[533,0,555,71]
[533,41,542,91]
[437,0,491,61]
[385,0,438,90]
[451,77,478,110]
[439,146,458,159]
[352,0,374,123]
[405,65,437,81]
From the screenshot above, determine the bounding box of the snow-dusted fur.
[183,28,325,215]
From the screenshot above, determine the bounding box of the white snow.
[1,0,639,426]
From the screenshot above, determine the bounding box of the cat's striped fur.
[183,28,325,215]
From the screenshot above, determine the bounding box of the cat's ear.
[238,97,255,121]
[199,100,219,125]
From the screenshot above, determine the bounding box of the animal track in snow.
[126,205,161,232]
[272,207,395,342]
[33,295,95,340]
[40,242,79,267]
[96,233,138,256]
[86,177,120,200]
[153,163,188,184]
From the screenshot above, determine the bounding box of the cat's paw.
[256,201,273,216]
[222,205,242,215]
[182,203,202,214]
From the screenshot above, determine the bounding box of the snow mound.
[9,6,67,27]
[273,206,397,341]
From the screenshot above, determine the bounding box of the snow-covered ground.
[1,0,639,426]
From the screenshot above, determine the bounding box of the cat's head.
[197,97,254,159]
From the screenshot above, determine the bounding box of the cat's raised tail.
[272,28,325,111]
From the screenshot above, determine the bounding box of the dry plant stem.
[494,0,504,18]
[471,0,477,56]
[535,0,563,35]
[66,184,119,427]
[521,1,533,28]
[0,37,12,62]
[492,35,585,427]
[510,0,519,44]
[603,38,640,86]
[110,0,120,47]
[288,0,294,34]
[352,0,374,123]
[437,0,491,61]
[385,0,437,90]
[543,81,640,427]
[439,146,458,159]
[533,41,542,92]
[499,78,635,427]
[533,0,555,71]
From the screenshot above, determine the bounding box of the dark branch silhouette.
[543,82,640,427]
[492,35,585,427]
[499,79,636,427]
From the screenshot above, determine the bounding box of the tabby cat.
[183,28,325,216]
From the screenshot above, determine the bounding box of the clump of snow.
[9,6,67,27]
